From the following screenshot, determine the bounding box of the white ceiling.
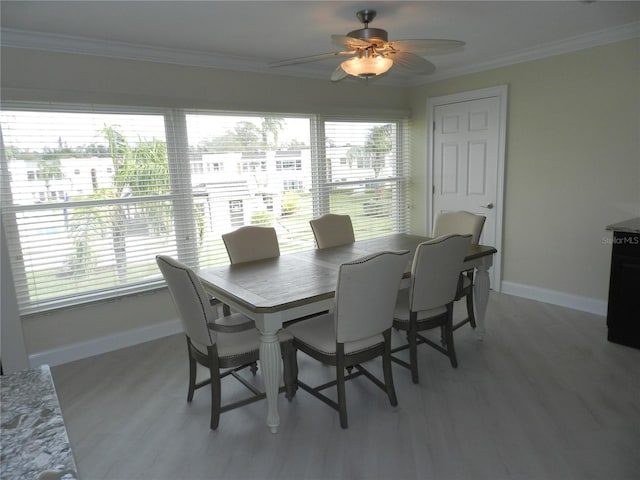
[2,1,639,86]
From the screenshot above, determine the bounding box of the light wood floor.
[52,292,640,480]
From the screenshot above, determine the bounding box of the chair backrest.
[334,250,410,344]
[409,234,472,312]
[156,255,216,347]
[222,226,280,264]
[433,211,486,244]
[310,214,355,249]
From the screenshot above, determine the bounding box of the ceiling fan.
[269,9,465,82]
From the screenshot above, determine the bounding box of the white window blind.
[321,120,409,238]
[182,113,316,270]
[1,108,177,313]
[1,105,410,315]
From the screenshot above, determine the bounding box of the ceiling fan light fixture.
[341,55,393,78]
[270,9,463,82]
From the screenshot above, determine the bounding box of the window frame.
[1,103,410,315]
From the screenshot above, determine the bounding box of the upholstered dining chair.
[156,255,297,429]
[286,250,410,429]
[391,234,472,383]
[220,225,281,317]
[222,225,280,264]
[432,211,486,331]
[309,213,355,249]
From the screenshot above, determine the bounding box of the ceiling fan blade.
[330,65,349,82]
[269,51,355,68]
[331,34,371,49]
[389,52,436,74]
[386,39,465,54]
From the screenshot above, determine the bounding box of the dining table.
[198,233,497,433]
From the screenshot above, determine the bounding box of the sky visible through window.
[1,111,166,150]
[1,111,313,151]
[1,111,390,152]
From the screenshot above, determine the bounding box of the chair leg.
[408,313,420,384]
[466,271,477,329]
[336,345,348,429]
[465,296,476,329]
[382,330,398,406]
[207,348,222,430]
[465,292,476,329]
[281,341,298,401]
[187,342,197,402]
[444,309,458,369]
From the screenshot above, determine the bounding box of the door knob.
[480,203,494,209]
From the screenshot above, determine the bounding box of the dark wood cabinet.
[606,230,640,349]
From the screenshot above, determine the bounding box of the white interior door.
[428,86,507,290]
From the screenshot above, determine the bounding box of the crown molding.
[0,27,273,73]
[2,21,638,88]
[408,21,640,86]
[0,27,410,86]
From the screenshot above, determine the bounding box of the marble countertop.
[1,365,78,480]
[606,217,640,233]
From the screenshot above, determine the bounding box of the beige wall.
[1,48,409,114]
[2,39,639,359]
[408,39,640,300]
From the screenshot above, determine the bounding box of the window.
[275,151,303,171]
[1,106,409,314]
[192,161,204,174]
[207,162,223,172]
[357,157,373,169]
[1,108,172,313]
[276,159,302,171]
[229,200,244,227]
[262,195,273,212]
[322,120,407,228]
[283,180,303,191]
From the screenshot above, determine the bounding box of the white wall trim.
[24,282,608,368]
[410,21,640,85]
[28,319,182,368]
[1,212,30,373]
[0,28,406,87]
[501,281,607,317]
[0,28,270,72]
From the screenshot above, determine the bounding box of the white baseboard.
[501,281,607,317]
[28,283,607,368]
[29,319,182,368]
